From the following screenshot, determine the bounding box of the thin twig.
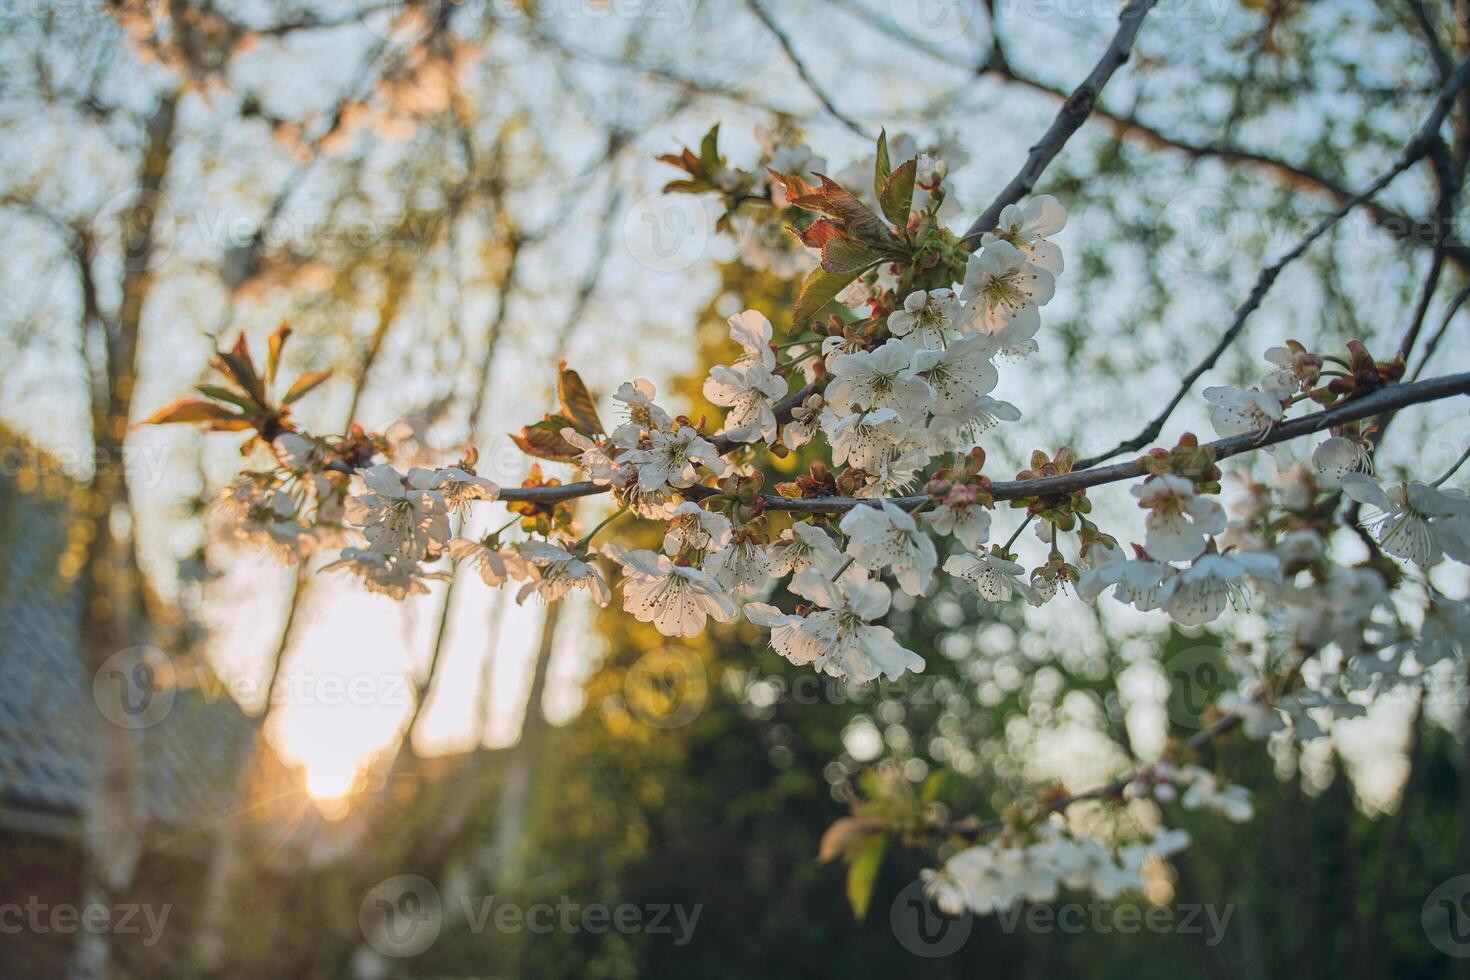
[745,0,868,138]
[1075,56,1470,469]
[960,0,1159,247]
[1410,278,1470,379]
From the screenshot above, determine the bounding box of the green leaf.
[794,266,863,326]
[879,158,917,229]
[873,129,891,204]
[195,385,257,412]
[699,124,722,173]
[282,370,332,405]
[846,834,888,920]
[821,238,879,275]
[557,367,604,436]
[920,768,949,805]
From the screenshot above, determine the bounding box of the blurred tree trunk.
[490,602,561,886]
[72,90,179,980]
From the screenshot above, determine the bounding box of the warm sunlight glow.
[304,754,360,800]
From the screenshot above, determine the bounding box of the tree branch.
[745,0,868,138]
[494,372,1470,509]
[960,0,1159,247]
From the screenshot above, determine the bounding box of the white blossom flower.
[702,537,771,596]
[922,396,1022,453]
[781,393,824,450]
[1162,551,1281,626]
[516,540,611,606]
[820,334,864,368]
[1077,554,1172,611]
[1132,474,1227,562]
[767,522,846,578]
[839,499,939,596]
[1277,565,1389,654]
[1203,385,1282,438]
[887,288,963,349]
[1179,766,1254,822]
[216,479,319,561]
[919,869,969,917]
[343,464,451,559]
[960,240,1055,348]
[1310,436,1373,489]
[744,568,925,682]
[704,362,786,444]
[614,378,673,430]
[981,194,1067,275]
[1216,692,1287,739]
[1342,474,1470,566]
[725,309,777,371]
[1050,837,1140,900]
[606,545,737,637]
[322,548,451,600]
[423,466,500,513]
[821,408,910,471]
[662,501,733,556]
[825,339,934,418]
[943,550,1042,604]
[448,537,534,587]
[910,334,999,417]
[924,490,992,550]
[622,425,726,491]
[562,428,625,486]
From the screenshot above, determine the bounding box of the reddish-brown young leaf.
[141,397,245,427]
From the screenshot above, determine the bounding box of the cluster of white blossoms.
[923,824,1194,915]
